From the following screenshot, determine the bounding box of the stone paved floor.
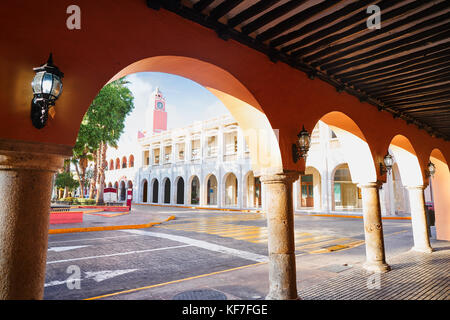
[299,242,449,300]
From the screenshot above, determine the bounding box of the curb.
[134,203,264,213]
[48,215,176,234]
[296,213,411,220]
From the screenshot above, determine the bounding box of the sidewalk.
[89,239,449,300]
[48,206,176,234]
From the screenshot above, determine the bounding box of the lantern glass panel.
[31,71,44,94]
[42,72,53,94]
[51,75,62,98]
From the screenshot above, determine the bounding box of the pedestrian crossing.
[155,214,365,254]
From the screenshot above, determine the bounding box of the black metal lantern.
[292,125,311,163]
[380,152,393,175]
[30,53,64,129]
[426,161,436,177]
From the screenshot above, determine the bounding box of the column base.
[410,246,434,253]
[265,293,301,300]
[363,261,391,273]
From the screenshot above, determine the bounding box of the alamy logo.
[66,265,81,290]
[366,273,381,290]
[367,5,381,30]
[66,5,81,30]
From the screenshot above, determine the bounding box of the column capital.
[405,185,425,191]
[258,170,300,184]
[0,139,71,172]
[357,181,383,190]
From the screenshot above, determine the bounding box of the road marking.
[121,229,269,263]
[84,269,139,282]
[45,269,139,287]
[84,261,268,300]
[48,234,142,244]
[46,244,191,264]
[48,245,91,252]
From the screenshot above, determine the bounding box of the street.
[44,206,418,300]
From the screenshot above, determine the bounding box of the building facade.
[105,88,425,216]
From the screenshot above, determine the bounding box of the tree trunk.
[89,150,98,199]
[96,142,107,205]
[74,161,84,198]
[62,161,70,198]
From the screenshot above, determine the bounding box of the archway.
[297,166,322,211]
[190,176,200,205]
[176,177,184,205]
[129,155,135,168]
[332,164,361,211]
[142,179,148,203]
[224,173,238,207]
[428,149,450,241]
[206,174,218,205]
[119,181,126,201]
[109,56,282,175]
[319,112,377,185]
[388,135,433,252]
[163,178,171,204]
[244,171,261,208]
[152,179,159,203]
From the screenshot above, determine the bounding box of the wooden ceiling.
[147,0,450,140]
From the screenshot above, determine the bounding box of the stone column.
[260,171,299,300]
[406,185,433,253]
[358,182,391,273]
[0,142,68,299]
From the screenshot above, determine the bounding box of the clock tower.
[146,87,167,134]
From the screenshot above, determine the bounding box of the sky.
[116,72,231,150]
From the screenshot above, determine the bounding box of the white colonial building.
[104,87,432,216]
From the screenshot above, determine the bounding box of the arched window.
[109,160,114,170]
[129,155,134,167]
[122,156,127,169]
[115,158,120,170]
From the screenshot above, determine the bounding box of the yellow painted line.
[294,232,313,238]
[84,260,268,300]
[295,237,352,250]
[309,244,349,254]
[48,216,176,234]
[234,232,269,240]
[207,227,262,236]
[295,235,334,244]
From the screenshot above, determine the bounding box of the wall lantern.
[30,53,64,129]
[380,152,393,175]
[426,161,436,177]
[292,125,311,163]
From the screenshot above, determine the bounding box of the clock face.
[156,101,164,110]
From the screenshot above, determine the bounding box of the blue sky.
[117,72,231,147]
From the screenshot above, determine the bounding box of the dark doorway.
[152,179,159,203]
[176,178,184,204]
[142,180,148,203]
[164,179,171,204]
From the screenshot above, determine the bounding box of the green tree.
[72,78,134,202]
[54,171,78,197]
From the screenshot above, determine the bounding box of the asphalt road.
[44,207,417,300]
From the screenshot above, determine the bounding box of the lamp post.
[30,53,64,129]
[292,125,311,163]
